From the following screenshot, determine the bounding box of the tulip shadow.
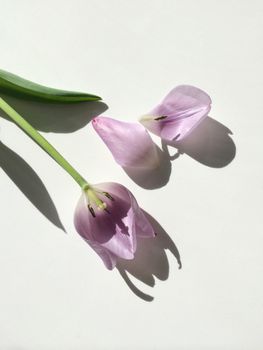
[0,93,108,133]
[117,211,181,302]
[164,117,236,168]
[0,141,65,231]
[123,146,173,190]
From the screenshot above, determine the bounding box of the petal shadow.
[0,141,64,230]
[165,116,236,168]
[0,93,108,133]
[123,146,172,189]
[123,117,235,190]
[117,211,181,302]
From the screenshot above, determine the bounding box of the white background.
[0,0,262,349]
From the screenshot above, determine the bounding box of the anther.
[154,115,167,121]
[173,133,181,141]
[103,192,115,201]
[88,204,96,218]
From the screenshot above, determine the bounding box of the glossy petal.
[95,183,153,238]
[85,241,117,270]
[74,182,154,269]
[129,193,155,238]
[92,116,159,169]
[140,85,211,142]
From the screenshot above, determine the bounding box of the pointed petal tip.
[92,115,114,131]
[104,259,117,270]
[91,116,100,125]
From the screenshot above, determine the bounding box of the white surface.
[0,0,262,349]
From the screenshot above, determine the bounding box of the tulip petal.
[135,209,156,238]
[102,182,155,237]
[128,194,155,238]
[74,182,155,269]
[140,85,211,142]
[92,116,159,169]
[93,182,155,240]
[95,182,138,255]
[74,183,137,265]
[84,240,117,270]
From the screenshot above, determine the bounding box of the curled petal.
[129,193,155,238]
[74,190,136,260]
[92,116,160,169]
[85,240,117,270]
[140,85,211,142]
[96,182,154,238]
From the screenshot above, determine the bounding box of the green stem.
[0,97,89,189]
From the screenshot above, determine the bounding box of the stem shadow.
[0,93,108,229]
[0,93,108,133]
[0,141,64,231]
[117,211,181,302]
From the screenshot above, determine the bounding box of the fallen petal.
[92,116,160,169]
[140,85,211,142]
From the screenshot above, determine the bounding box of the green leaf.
[0,69,101,103]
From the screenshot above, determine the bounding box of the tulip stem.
[0,97,89,189]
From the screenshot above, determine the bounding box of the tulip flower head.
[74,182,155,269]
[140,85,212,142]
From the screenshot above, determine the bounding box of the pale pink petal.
[97,182,154,237]
[92,116,159,169]
[74,190,136,259]
[85,240,117,270]
[129,193,155,238]
[140,85,211,142]
[74,182,154,269]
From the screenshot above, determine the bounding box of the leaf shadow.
[0,93,108,230]
[0,93,108,133]
[0,141,64,231]
[117,211,181,302]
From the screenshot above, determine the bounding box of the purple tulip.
[140,85,212,142]
[92,116,160,169]
[74,182,155,269]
